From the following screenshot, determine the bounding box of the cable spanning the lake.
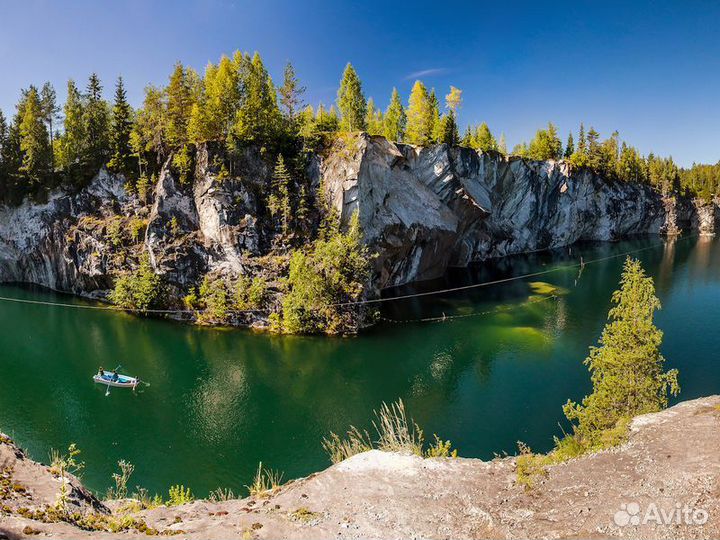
[0,234,697,314]
[330,234,697,308]
[379,293,560,324]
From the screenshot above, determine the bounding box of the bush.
[196,275,231,324]
[109,254,163,313]
[236,275,268,311]
[280,211,372,334]
[166,485,193,506]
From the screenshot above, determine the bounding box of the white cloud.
[404,68,449,80]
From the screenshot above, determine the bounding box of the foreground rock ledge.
[1,396,718,539]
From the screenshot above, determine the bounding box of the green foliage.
[233,52,282,147]
[383,87,406,142]
[109,253,163,313]
[364,98,384,136]
[562,257,680,449]
[405,80,434,145]
[463,122,498,152]
[279,211,371,335]
[105,460,134,500]
[84,73,110,172]
[278,61,305,121]
[337,63,367,132]
[18,86,52,191]
[197,275,231,324]
[165,62,199,149]
[166,485,194,506]
[107,77,134,175]
[267,153,292,235]
[236,275,268,311]
[526,122,562,160]
[424,435,458,458]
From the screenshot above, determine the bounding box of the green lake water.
[0,235,718,497]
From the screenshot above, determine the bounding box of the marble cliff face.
[0,135,715,316]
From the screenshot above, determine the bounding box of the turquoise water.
[0,235,717,497]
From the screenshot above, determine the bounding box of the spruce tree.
[108,77,134,175]
[563,258,680,449]
[498,133,508,155]
[19,87,52,191]
[166,62,198,149]
[268,153,292,235]
[364,98,384,136]
[234,52,282,146]
[428,89,441,142]
[39,82,59,169]
[564,132,574,158]
[84,73,110,172]
[474,123,498,152]
[405,81,434,145]
[336,63,367,132]
[383,88,406,142]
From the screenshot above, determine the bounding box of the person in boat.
[111,370,119,382]
[98,366,104,377]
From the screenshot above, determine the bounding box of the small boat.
[93,370,139,389]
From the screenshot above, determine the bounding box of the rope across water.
[0,235,695,317]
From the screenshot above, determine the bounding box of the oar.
[105,383,111,397]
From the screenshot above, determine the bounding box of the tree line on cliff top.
[0,52,718,206]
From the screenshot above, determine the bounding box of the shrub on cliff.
[109,254,163,313]
[279,211,371,335]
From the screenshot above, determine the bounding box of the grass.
[322,399,458,463]
[322,427,372,464]
[290,507,321,523]
[245,462,283,498]
[514,420,629,490]
[373,399,424,455]
[208,487,235,502]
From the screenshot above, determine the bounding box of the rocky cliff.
[0,396,718,539]
[0,136,716,322]
[322,135,718,288]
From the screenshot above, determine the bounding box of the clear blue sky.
[1,0,718,166]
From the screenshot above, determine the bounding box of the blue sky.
[1,0,718,166]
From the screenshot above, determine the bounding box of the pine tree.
[498,133,508,155]
[564,132,574,158]
[364,98,384,136]
[107,77,134,175]
[436,113,459,145]
[527,122,562,160]
[0,109,8,198]
[268,153,292,235]
[278,61,305,120]
[383,88,406,142]
[234,52,282,146]
[336,63,366,132]
[471,122,497,152]
[18,87,52,191]
[405,81,434,145]
[39,82,59,170]
[563,258,680,449]
[84,73,110,171]
[428,89,441,142]
[166,62,198,149]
